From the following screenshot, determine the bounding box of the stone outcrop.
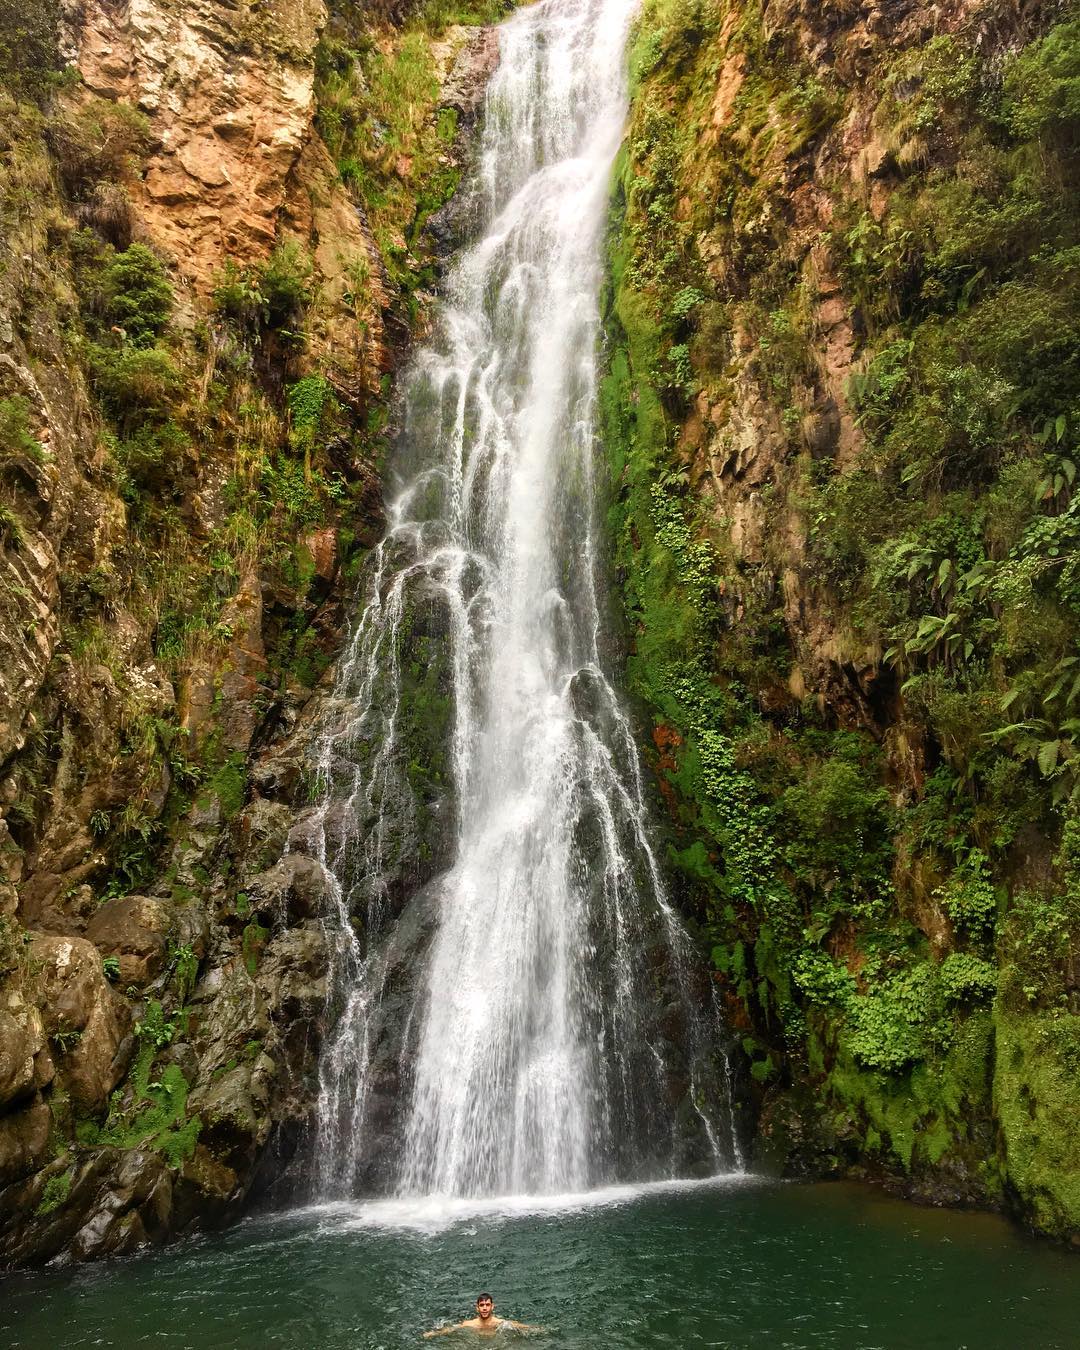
[0,0,504,1265]
[85,895,175,988]
[605,0,1080,1242]
[31,935,131,1112]
[67,0,328,292]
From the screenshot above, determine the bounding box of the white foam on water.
[305,1173,760,1235]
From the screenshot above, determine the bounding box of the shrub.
[845,964,943,1072]
[87,344,182,428]
[0,395,45,464]
[212,241,313,336]
[286,375,338,454]
[792,948,856,1007]
[940,952,997,1003]
[936,849,998,935]
[77,181,135,249]
[46,99,153,199]
[109,419,189,498]
[100,243,173,345]
[1002,18,1080,140]
[261,240,314,327]
[212,261,267,331]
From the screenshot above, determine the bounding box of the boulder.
[0,997,52,1110]
[232,797,292,877]
[247,854,331,926]
[85,894,174,988]
[67,1149,173,1262]
[189,958,270,1081]
[188,1058,273,1173]
[0,1147,173,1265]
[0,1094,50,1186]
[30,935,131,1113]
[257,923,328,1027]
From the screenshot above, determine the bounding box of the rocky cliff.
[604,0,1080,1241]
[0,0,504,1265]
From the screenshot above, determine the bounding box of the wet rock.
[0,1147,173,1266]
[188,1057,274,1174]
[85,894,174,987]
[0,1095,50,1186]
[0,997,52,1109]
[232,798,293,877]
[257,923,328,1027]
[172,1143,240,1230]
[247,855,332,926]
[68,1149,173,1261]
[438,25,500,123]
[174,898,211,963]
[189,958,270,1082]
[216,570,269,753]
[30,934,130,1113]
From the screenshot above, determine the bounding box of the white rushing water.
[309,0,740,1201]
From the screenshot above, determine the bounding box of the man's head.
[476,1294,494,1322]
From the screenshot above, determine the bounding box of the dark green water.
[3,1178,1077,1349]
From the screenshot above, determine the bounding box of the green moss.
[995,1008,1080,1237]
[35,1165,74,1217]
[202,751,248,819]
[242,920,269,976]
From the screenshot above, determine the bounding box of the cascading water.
[308,0,741,1202]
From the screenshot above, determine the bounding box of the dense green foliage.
[603,0,1080,1230]
[315,0,515,309]
[0,0,60,103]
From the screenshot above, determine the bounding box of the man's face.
[477,1298,494,1322]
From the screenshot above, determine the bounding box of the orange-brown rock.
[68,0,328,293]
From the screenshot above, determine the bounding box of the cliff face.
[0,0,503,1265]
[605,0,1080,1240]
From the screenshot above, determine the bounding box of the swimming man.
[423,1293,540,1337]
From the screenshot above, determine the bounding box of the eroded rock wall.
[0,0,504,1266]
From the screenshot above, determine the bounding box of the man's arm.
[422,1322,465,1339]
[502,1321,544,1333]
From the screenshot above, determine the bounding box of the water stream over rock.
[307,0,739,1200]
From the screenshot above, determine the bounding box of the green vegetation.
[0,0,60,103]
[604,0,1080,1232]
[0,396,46,464]
[35,1165,73,1217]
[314,0,514,309]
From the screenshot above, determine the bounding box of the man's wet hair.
[477,1294,493,1304]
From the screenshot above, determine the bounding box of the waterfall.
[307,0,741,1202]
